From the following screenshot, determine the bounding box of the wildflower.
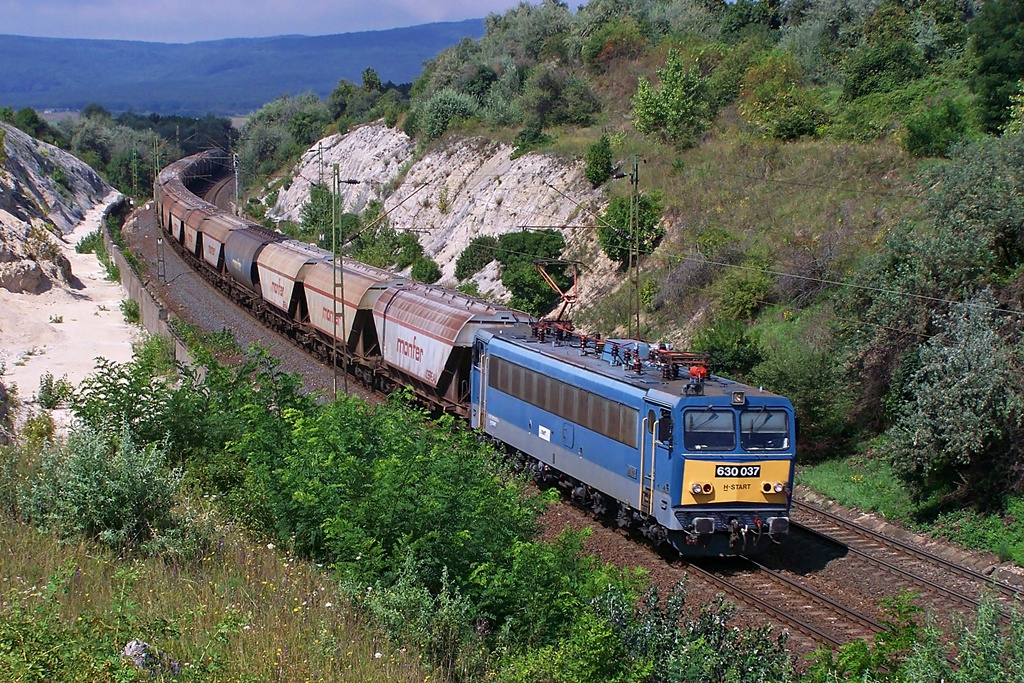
[374,652,382,659]
[267,543,275,550]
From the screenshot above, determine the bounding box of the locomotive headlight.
[774,482,785,493]
[691,483,703,495]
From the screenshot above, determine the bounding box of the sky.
[0,0,531,43]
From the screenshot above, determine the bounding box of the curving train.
[154,149,796,556]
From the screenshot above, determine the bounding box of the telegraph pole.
[331,164,349,397]
[626,155,640,339]
[631,155,640,339]
[152,134,160,184]
[332,164,339,399]
[233,153,240,216]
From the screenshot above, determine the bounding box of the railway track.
[792,499,1023,622]
[688,556,881,649]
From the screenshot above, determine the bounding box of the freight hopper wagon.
[373,283,533,417]
[155,150,227,244]
[471,330,795,555]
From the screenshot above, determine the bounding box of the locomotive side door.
[472,339,488,430]
[640,398,674,515]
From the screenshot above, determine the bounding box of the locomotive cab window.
[658,409,673,447]
[740,408,789,451]
[684,408,735,451]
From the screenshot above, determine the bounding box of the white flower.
[325,602,333,608]
[374,652,382,659]
[267,543,275,550]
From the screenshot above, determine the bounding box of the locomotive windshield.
[740,408,789,451]
[683,408,736,451]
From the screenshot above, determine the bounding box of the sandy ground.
[0,192,139,426]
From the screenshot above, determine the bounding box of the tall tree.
[970,0,1024,132]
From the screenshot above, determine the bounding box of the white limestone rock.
[270,121,622,312]
[0,122,114,294]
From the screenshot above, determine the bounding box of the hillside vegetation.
[234,0,1024,532]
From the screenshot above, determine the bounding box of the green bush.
[20,410,55,453]
[503,265,560,316]
[455,235,498,280]
[37,371,73,410]
[582,17,647,72]
[511,121,552,159]
[739,52,821,140]
[491,230,567,316]
[884,292,1024,500]
[632,49,713,149]
[714,264,774,320]
[749,323,851,459]
[597,193,664,267]
[970,0,1024,132]
[72,356,182,449]
[120,298,141,325]
[481,58,526,128]
[902,97,967,158]
[410,256,442,284]
[499,581,796,681]
[422,89,479,140]
[523,66,601,127]
[23,426,182,553]
[401,108,420,137]
[584,134,613,188]
[395,232,424,270]
[692,319,763,379]
[843,41,925,100]
[131,335,177,377]
[74,229,103,254]
[364,557,481,675]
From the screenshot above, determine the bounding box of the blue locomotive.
[471,327,794,555]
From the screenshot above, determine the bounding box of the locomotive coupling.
[767,516,789,535]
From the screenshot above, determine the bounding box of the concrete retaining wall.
[101,200,192,366]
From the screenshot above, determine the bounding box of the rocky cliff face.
[0,122,113,293]
[269,122,622,312]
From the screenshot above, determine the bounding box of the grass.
[0,431,428,681]
[0,509,429,682]
[568,122,923,342]
[168,318,240,357]
[924,498,1024,564]
[75,227,121,281]
[796,453,915,522]
[120,298,141,325]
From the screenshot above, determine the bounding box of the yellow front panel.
[681,459,792,505]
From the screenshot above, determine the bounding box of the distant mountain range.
[0,19,484,117]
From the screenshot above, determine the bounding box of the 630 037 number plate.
[715,465,761,478]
